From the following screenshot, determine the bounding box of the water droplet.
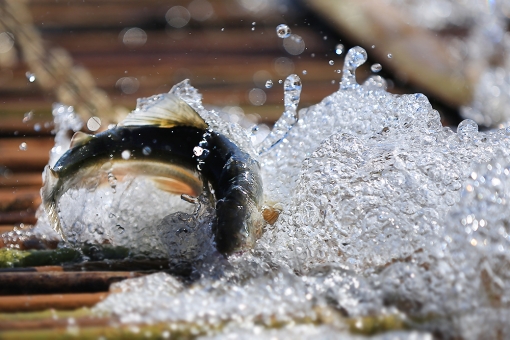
[87,117,101,131]
[323,35,328,40]
[328,60,334,66]
[335,44,344,55]
[34,123,41,132]
[121,150,131,160]
[25,72,36,83]
[142,146,152,155]
[278,79,283,84]
[311,53,315,58]
[341,46,368,90]
[221,28,224,31]
[265,80,273,88]
[371,45,375,48]
[22,111,33,123]
[107,173,117,192]
[251,27,255,31]
[371,63,382,73]
[302,70,307,75]
[252,22,256,25]
[276,24,291,38]
[193,146,204,157]
[387,53,393,59]
[457,119,479,141]
[19,142,27,151]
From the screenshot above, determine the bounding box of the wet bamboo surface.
[0,0,468,338]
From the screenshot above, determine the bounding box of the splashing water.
[256,74,302,154]
[31,45,510,338]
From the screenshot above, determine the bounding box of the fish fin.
[70,131,94,148]
[41,166,67,242]
[119,93,208,130]
[151,176,199,196]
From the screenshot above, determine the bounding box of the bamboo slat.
[0,272,144,295]
[0,292,108,312]
[0,137,52,170]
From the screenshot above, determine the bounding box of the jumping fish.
[41,94,264,255]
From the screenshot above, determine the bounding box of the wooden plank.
[0,292,107,312]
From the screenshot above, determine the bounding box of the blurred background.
[1,0,509,227]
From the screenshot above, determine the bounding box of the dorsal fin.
[70,131,94,148]
[118,93,208,130]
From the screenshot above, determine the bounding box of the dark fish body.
[53,126,204,178]
[42,94,264,255]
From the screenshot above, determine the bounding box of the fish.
[41,93,264,255]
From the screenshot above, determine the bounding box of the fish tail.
[41,165,67,242]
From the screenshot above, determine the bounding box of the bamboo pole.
[0,292,108,312]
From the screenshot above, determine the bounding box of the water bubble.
[188,0,214,21]
[0,32,14,53]
[166,6,191,28]
[251,27,255,31]
[274,57,294,76]
[371,45,375,48]
[252,22,256,25]
[116,77,139,94]
[387,53,393,59]
[25,72,35,83]
[302,70,307,75]
[22,111,33,123]
[265,80,273,88]
[248,88,267,106]
[87,117,101,131]
[121,27,147,48]
[142,146,152,155]
[117,225,125,234]
[121,150,131,160]
[276,24,291,38]
[278,79,283,84]
[34,123,41,132]
[19,142,27,151]
[335,44,344,55]
[283,34,305,55]
[221,28,224,31]
[371,63,382,73]
[329,60,334,66]
[457,119,479,141]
